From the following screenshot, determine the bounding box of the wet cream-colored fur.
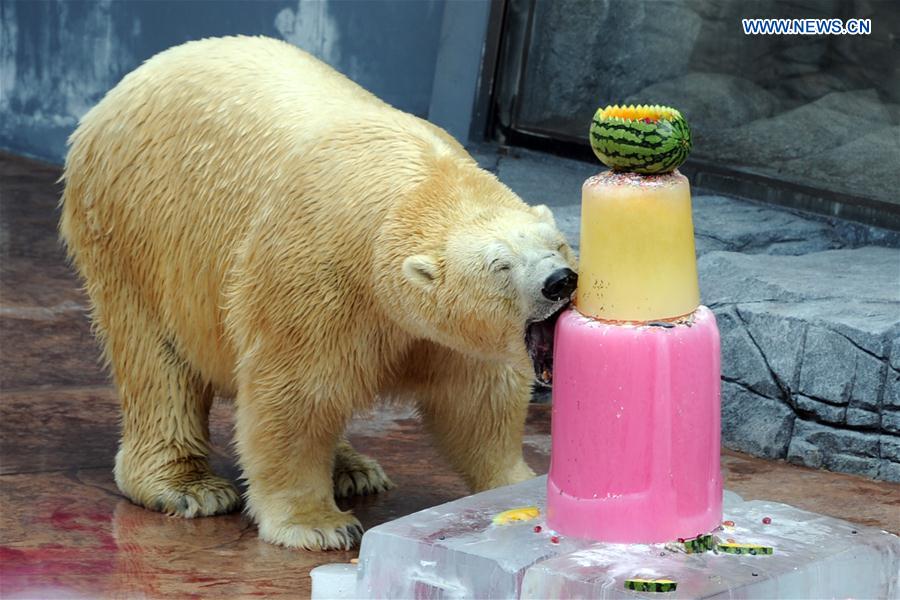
[60,36,576,550]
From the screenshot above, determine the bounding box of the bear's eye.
[490,258,512,273]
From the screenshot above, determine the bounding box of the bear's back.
[89,36,388,139]
[64,35,464,234]
[60,36,467,390]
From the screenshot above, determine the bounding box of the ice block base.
[355,476,899,599]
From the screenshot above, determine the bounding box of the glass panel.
[505,0,899,209]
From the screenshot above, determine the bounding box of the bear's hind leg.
[333,439,394,498]
[106,314,240,518]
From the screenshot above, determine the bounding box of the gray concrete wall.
[0,0,456,163]
[427,0,492,145]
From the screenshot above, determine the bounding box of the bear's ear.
[532,204,556,226]
[402,255,439,289]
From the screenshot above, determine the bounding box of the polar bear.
[59,36,577,550]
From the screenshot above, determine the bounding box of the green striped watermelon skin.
[590,107,692,174]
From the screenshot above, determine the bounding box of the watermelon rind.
[589,104,692,174]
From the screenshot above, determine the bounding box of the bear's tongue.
[525,305,566,388]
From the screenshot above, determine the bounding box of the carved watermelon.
[589,104,692,174]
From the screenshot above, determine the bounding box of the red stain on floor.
[33,505,118,551]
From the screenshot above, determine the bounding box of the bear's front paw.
[333,452,395,498]
[258,510,364,550]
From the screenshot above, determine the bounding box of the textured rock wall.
[700,244,899,482]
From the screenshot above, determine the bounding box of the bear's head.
[382,170,577,386]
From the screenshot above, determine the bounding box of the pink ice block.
[547,306,723,543]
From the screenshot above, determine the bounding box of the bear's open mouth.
[525,305,568,388]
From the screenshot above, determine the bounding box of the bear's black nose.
[542,268,577,301]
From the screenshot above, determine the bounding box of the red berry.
[533,525,542,533]
[550,535,560,544]
[677,538,685,543]
[762,517,772,525]
[723,520,735,527]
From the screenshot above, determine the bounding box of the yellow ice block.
[576,170,700,322]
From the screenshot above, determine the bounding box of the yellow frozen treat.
[577,170,699,322]
[492,506,540,525]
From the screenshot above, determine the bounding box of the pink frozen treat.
[546,306,723,543]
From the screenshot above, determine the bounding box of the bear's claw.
[333,448,395,498]
[142,473,242,518]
